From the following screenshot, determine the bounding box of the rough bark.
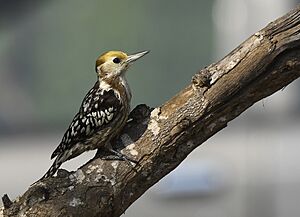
[2,6,300,217]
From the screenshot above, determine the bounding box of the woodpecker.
[41,50,149,179]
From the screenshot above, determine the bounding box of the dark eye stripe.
[113,57,121,64]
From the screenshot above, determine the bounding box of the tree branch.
[2,6,300,217]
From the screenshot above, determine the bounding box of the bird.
[41,50,149,179]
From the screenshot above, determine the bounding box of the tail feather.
[40,160,62,180]
[51,143,62,159]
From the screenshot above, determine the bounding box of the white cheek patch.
[99,60,124,78]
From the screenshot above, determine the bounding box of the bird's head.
[95,50,149,80]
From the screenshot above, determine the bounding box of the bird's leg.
[93,148,138,173]
[94,147,114,159]
[107,148,138,165]
[94,143,138,165]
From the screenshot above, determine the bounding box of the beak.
[126,50,149,64]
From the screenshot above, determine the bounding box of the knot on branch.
[128,104,152,124]
[192,68,212,90]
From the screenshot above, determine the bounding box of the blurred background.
[0,1,300,216]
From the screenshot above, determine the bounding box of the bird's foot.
[94,148,138,169]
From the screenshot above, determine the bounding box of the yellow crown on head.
[96,51,128,69]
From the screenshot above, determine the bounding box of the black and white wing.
[50,82,122,160]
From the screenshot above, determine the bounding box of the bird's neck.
[98,75,132,102]
[119,75,132,101]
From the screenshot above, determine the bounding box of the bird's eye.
[113,57,121,64]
